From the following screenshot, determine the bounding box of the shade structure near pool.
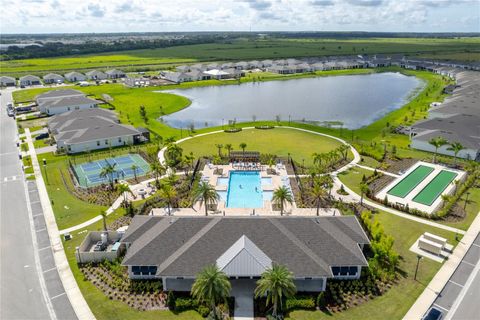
[387,165,434,198]
[413,170,457,206]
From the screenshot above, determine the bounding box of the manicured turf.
[413,170,457,206]
[178,127,349,166]
[387,165,434,198]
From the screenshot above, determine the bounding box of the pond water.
[161,72,423,129]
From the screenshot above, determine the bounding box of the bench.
[418,237,443,255]
[423,232,447,248]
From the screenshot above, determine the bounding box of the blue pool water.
[227,171,264,208]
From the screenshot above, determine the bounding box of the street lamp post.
[42,158,49,185]
[414,255,422,280]
[288,115,291,125]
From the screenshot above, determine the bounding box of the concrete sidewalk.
[403,213,480,320]
[26,129,96,320]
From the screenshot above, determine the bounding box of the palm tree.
[159,183,177,215]
[150,160,166,187]
[191,265,231,319]
[338,144,350,161]
[321,174,334,196]
[254,264,296,318]
[360,182,369,206]
[100,210,107,231]
[99,162,117,188]
[215,144,223,157]
[131,164,139,182]
[224,144,233,157]
[166,143,183,166]
[272,186,293,216]
[428,137,448,163]
[116,183,132,205]
[239,142,247,154]
[312,152,323,167]
[194,181,220,216]
[447,142,464,166]
[310,181,327,216]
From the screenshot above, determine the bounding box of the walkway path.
[25,128,95,320]
[355,163,400,177]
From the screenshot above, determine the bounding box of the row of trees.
[428,137,465,165]
[311,144,350,171]
[191,263,296,319]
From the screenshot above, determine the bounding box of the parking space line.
[460,260,476,267]
[43,267,57,274]
[33,213,44,217]
[30,200,40,205]
[38,246,51,251]
[448,280,464,288]
[472,243,480,248]
[433,303,450,312]
[50,292,66,300]
[36,228,47,233]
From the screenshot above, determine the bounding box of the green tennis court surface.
[387,165,434,198]
[73,153,150,188]
[413,170,457,206]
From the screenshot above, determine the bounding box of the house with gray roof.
[19,75,41,86]
[43,73,64,84]
[36,89,98,115]
[105,69,126,79]
[64,72,86,82]
[85,70,107,80]
[48,108,146,154]
[0,76,16,87]
[120,216,369,293]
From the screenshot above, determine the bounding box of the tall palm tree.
[224,144,233,157]
[360,182,369,206]
[166,143,183,166]
[254,264,296,318]
[272,186,293,216]
[338,144,350,161]
[116,183,132,204]
[194,181,220,216]
[239,142,247,154]
[131,164,139,182]
[215,144,223,157]
[428,137,449,163]
[321,174,334,196]
[150,160,166,187]
[191,265,231,319]
[99,162,117,188]
[159,183,177,215]
[312,152,323,167]
[310,181,327,216]
[447,142,464,166]
[100,210,107,231]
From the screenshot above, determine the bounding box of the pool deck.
[151,163,338,217]
[376,161,466,214]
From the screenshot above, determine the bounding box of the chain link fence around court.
[71,153,151,188]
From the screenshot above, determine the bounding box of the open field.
[178,127,349,166]
[2,37,479,76]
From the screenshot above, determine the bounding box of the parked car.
[35,132,49,140]
[423,307,443,320]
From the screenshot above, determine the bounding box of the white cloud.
[0,0,478,33]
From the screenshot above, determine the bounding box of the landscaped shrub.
[174,297,198,312]
[316,292,326,308]
[255,125,274,130]
[285,295,316,311]
[197,305,210,317]
[224,128,242,133]
[436,169,479,218]
[167,291,176,310]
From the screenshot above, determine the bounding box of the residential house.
[48,108,146,154]
[85,70,107,80]
[36,89,98,115]
[43,73,65,84]
[163,72,192,83]
[19,75,41,86]
[64,72,87,82]
[0,76,16,87]
[105,69,126,79]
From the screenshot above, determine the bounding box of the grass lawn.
[288,208,459,320]
[39,152,108,230]
[62,209,203,320]
[442,186,480,231]
[338,166,373,194]
[178,127,349,166]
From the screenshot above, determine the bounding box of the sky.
[0,0,479,34]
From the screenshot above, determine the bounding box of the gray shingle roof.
[38,95,100,109]
[121,216,369,278]
[36,89,83,101]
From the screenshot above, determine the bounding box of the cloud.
[87,3,105,17]
[242,0,272,10]
[346,0,383,6]
[115,2,134,13]
[311,0,334,6]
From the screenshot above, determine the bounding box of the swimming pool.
[226,171,264,208]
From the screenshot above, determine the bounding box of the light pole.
[464,192,470,210]
[414,255,422,280]
[288,115,291,125]
[42,158,49,185]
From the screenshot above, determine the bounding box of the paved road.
[448,234,480,320]
[0,89,77,320]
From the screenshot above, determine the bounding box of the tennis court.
[387,165,434,198]
[413,170,457,206]
[73,153,151,187]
